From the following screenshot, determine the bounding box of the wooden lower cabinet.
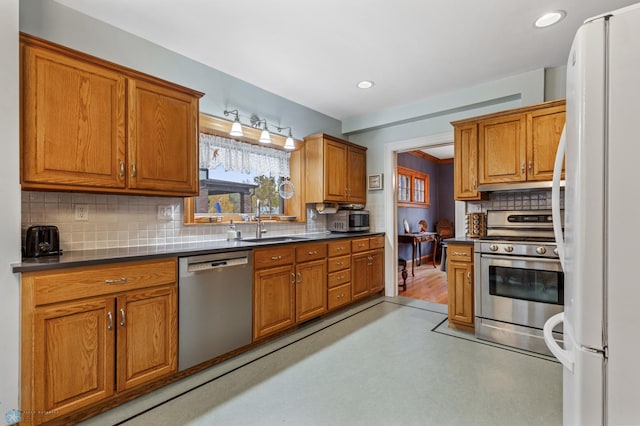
[351,236,385,300]
[253,264,296,340]
[21,259,178,425]
[295,259,327,322]
[253,243,327,340]
[447,243,474,332]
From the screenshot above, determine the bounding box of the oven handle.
[543,312,574,372]
[552,124,566,271]
[480,254,562,265]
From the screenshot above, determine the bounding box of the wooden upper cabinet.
[127,79,199,194]
[20,34,203,196]
[21,42,127,190]
[527,105,566,181]
[304,133,367,204]
[479,114,527,184]
[453,124,481,200]
[451,99,566,196]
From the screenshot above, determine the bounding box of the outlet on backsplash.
[157,205,174,220]
[74,204,89,221]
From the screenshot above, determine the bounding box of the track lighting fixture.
[223,110,298,148]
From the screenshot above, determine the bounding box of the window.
[397,166,430,208]
[183,114,302,225]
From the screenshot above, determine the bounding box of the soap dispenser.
[227,220,237,241]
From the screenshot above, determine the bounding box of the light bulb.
[259,129,271,143]
[284,136,295,150]
[230,119,243,137]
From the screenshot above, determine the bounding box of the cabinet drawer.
[29,258,177,306]
[369,235,385,249]
[327,254,351,273]
[448,244,473,262]
[328,283,352,310]
[254,247,295,269]
[328,240,352,257]
[351,238,370,253]
[295,243,327,263]
[328,269,351,288]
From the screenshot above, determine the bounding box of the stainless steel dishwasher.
[178,250,252,371]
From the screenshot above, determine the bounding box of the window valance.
[199,134,290,179]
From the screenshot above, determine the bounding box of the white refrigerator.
[544,3,640,425]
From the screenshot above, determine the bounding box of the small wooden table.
[398,232,440,276]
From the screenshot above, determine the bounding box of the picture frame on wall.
[367,173,383,190]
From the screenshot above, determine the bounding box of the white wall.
[0,0,21,419]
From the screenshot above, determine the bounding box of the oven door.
[477,254,564,330]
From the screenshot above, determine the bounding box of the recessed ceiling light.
[535,10,566,28]
[357,80,374,89]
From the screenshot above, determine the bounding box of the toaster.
[24,225,62,258]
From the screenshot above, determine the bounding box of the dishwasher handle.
[185,255,249,273]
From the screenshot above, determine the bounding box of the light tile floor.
[81,297,562,426]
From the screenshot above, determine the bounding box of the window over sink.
[183,114,303,225]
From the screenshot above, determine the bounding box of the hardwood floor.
[398,258,448,304]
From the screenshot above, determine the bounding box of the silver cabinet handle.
[131,162,137,178]
[119,308,126,327]
[271,255,282,261]
[105,277,128,284]
[119,161,125,178]
[336,261,344,266]
[107,312,113,331]
[528,160,533,174]
[521,161,525,175]
[296,272,302,284]
[452,252,468,257]
[336,247,344,251]
[467,272,472,284]
[307,250,318,255]
[291,273,296,284]
[473,177,477,190]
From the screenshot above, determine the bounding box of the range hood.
[477,180,565,193]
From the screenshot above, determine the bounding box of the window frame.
[397,166,430,208]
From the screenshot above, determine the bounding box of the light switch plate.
[157,205,174,220]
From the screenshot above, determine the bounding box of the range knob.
[489,244,499,252]
[536,246,547,255]
[553,247,558,255]
[504,245,514,253]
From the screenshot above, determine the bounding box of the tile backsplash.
[21,191,326,251]
[464,188,564,233]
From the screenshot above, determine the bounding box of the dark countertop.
[12,231,385,273]
[443,237,478,245]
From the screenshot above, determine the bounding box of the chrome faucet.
[255,199,267,238]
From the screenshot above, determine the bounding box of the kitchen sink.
[242,236,309,243]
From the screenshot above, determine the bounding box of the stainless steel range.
[474,210,564,356]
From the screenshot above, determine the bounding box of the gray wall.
[0,0,20,415]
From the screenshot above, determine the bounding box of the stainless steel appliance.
[178,251,252,371]
[327,210,370,232]
[474,210,564,356]
[23,225,62,257]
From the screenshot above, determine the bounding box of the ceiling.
[55,0,637,122]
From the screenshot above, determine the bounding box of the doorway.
[395,145,453,304]
[382,132,465,302]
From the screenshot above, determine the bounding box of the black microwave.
[327,210,370,232]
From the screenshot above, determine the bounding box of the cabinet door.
[527,106,566,181]
[347,146,367,203]
[116,285,178,392]
[368,249,385,293]
[351,252,371,299]
[254,265,296,339]
[323,140,348,201]
[479,114,526,184]
[127,79,199,195]
[32,297,115,421]
[21,44,126,190]
[295,259,327,322]
[447,261,474,326]
[453,124,481,200]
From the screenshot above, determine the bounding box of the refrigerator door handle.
[552,125,567,271]
[543,312,574,371]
